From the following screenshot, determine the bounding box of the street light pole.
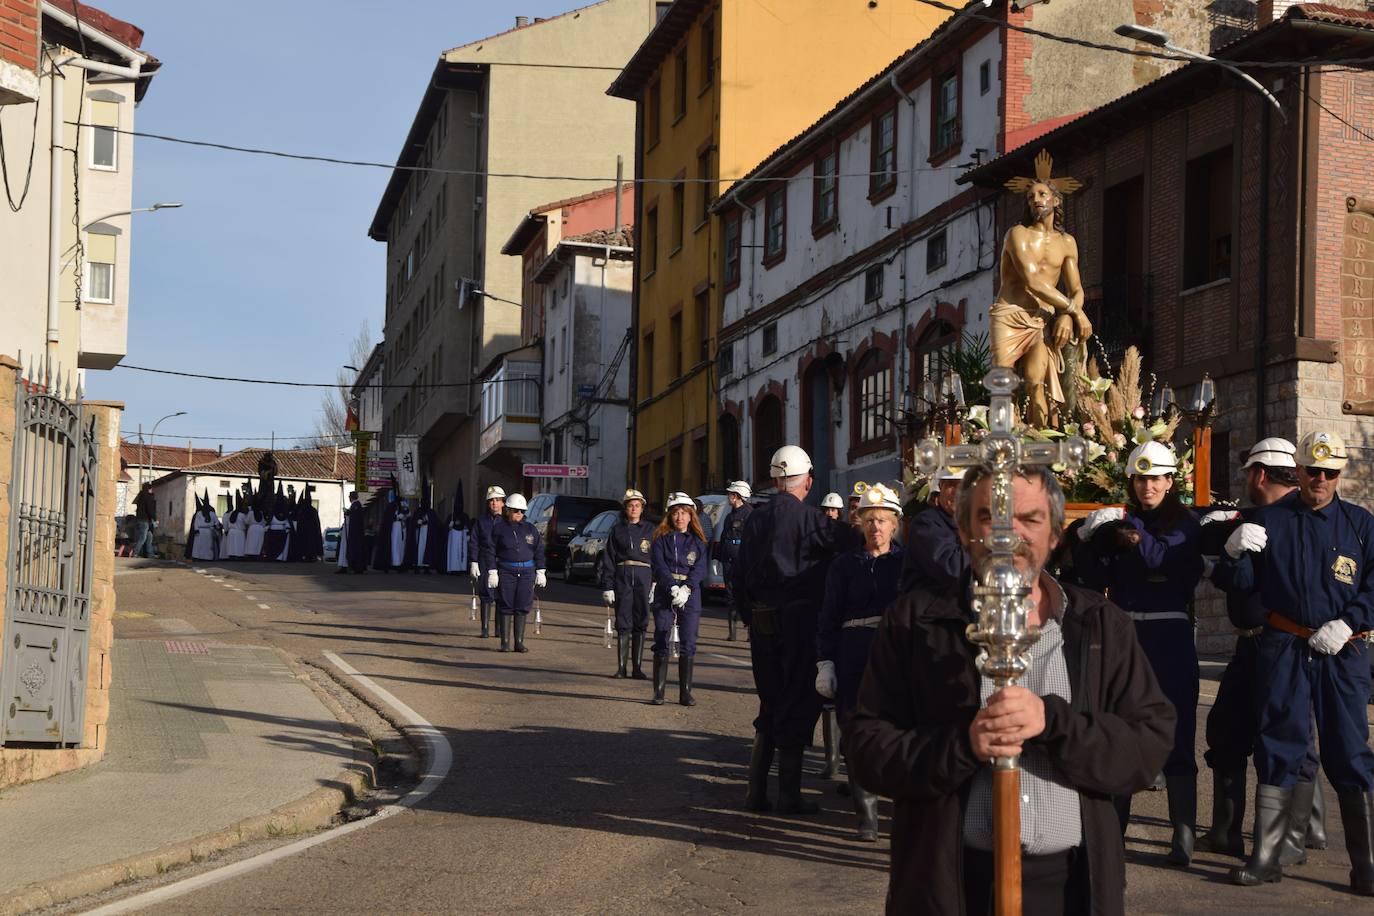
[82,201,184,230]
[142,410,188,490]
[1114,24,1286,122]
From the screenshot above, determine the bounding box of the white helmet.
[622,488,646,504]
[1128,441,1177,477]
[821,492,845,509]
[769,445,813,478]
[1298,430,1349,471]
[486,485,507,501]
[857,482,903,516]
[937,466,967,483]
[726,480,752,499]
[505,492,528,511]
[1242,437,1297,470]
[665,491,696,510]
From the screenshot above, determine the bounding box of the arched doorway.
[719,413,741,483]
[753,395,784,486]
[802,362,833,502]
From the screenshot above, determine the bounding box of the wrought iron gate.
[1,363,99,745]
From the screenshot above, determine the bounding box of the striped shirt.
[963,578,1084,855]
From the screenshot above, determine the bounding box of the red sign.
[523,464,589,479]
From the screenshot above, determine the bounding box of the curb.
[0,659,381,916]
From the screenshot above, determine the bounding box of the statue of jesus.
[991,150,1092,426]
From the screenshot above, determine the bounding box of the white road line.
[244,595,257,600]
[707,652,750,668]
[257,603,271,610]
[82,652,452,915]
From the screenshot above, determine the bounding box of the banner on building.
[352,431,374,492]
[395,435,420,497]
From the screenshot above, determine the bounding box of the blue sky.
[86,1,591,450]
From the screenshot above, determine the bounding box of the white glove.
[671,585,689,608]
[1309,619,1353,655]
[469,562,480,578]
[1202,510,1242,527]
[486,569,499,590]
[535,570,547,588]
[1078,506,1126,540]
[1202,556,1217,579]
[815,660,837,699]
[602,590,616,606]
[1224,522,1267,559]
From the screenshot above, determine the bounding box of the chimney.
[515,15,529,28]
[1256,0,1300,26]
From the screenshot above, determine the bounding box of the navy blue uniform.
[651,531,708,658]
[482,518,546,617]
[1215,492,1374,791]
[732,493,862,749]
[1077,507,1204,779]
[720,503,752,602]
[469,512,501,600]
[818,546,904,717]
[898,506,967,595]
[598,518,655,634]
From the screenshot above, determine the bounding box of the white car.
[322,527,342,563]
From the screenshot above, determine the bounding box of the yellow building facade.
[610,0,948,505]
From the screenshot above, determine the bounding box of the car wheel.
[564,551,577,584]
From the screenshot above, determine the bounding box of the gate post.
[0,356,17,659]
[80,400,123,752]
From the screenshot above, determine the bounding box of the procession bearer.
[1216,431,1374,896]
[599,488,655,680]
[650,493,710,706]
[732,445,860,814]
[719,481,753,641]
[482,492,547,654]
[468,486,505,638]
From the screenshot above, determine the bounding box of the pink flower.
[1132,406,1145,420]
[1107,451,1118,462]
[1082,421,1096,437]
[1113,432,1127,448]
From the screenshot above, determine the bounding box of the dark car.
[526,494,620,573]
[565,506,664,584]
[694,494,733,603]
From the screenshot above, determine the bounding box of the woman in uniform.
[482,492,547,653]
[650,492,709,706]
[598,488,655,679]
[821,492,845,521]
[816,482,905,841]
[1076,440,1204,866]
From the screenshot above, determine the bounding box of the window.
[762,321,778,356]
[697,148,713,224]
[864,264,884,303]
[656,2,672,22]
[764,186,786,262]
[870,108,897,197]
[644,205,659,275]
[670,443,683,488]
[670,312,684,379]
[719,412,741,482]
[694,435,709,494]
[717,340,734,377]
[560,327,568,374]
[932,69,960,156]
[700,16,715,89]
[813,150,837,229]
[926,229,947,273]
[674,47,688,119]
[753,396,784,483]
[695,290,710,363]
[979,60,991,96]
[84,231,116,303]
[671,181,685,253]
[723,214,741,287]
[641,331,655,397]
[914,320,958,397]
[89,100,118,170]
[855,349,893,444]
[1183,146,1233,289]
[647,80,662,148]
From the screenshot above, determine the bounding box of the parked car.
[694,494,734,604]
[322,526,342,563]
[525,494,620,573]
[565,506,664,584]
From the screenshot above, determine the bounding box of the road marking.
[707,652,750,668]
[82,652,453,915]
[257,603,271,610]
[244,595,257,600]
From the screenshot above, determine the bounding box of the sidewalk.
[0,577,368,912]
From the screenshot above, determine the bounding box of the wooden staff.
[993,760,1022,916]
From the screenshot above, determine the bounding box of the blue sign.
[576,384,596,398]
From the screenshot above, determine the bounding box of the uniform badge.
[525,534,534,545]
[640,538,650,553]
[687,550,698,564]
[1333,555,1357,586]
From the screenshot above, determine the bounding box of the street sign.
[523,464,589,479]
[365,451,396,491]
[576,384,596,398]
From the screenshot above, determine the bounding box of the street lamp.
[1156,375,1218,507]
[82,201,183,230]
[141,410,188,490]
[1114,24,1286,122]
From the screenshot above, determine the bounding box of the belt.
[1128,611,1191,623]
[500,560,535,568]
[1236,626,1264,638]
[618,560,650,567]
[670,573,688,581]
[842,616,883,629]
[1266,610,1371,642]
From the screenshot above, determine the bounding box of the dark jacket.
[133,488,157,522]
[899,505,967,595]
[731,492,861,620]
[847,580,1174,916]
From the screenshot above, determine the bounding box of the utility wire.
[122,431,352,442]
[114,363,540,389]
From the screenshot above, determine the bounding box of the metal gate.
[1,363,99,745]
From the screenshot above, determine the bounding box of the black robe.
[406,508,445,570]
[344,499,369,572]
[371,501,410,571]
[293,503,324,561]
[263,511,293,562]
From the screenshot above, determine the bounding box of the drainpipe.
[889,70,918,459]
[1254,90,1272,437]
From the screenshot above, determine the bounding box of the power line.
[1300,80,1374,143]
[122,431,351,443]
[113,362,539,390]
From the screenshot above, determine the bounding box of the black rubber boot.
[613,633,629,678]
[499,613,511,652]
[743,732,774,812]
[819,707,841,780]
[727,608,738,642]
[1308,778,1329,850]
[480,601,491,639]
[514,614,529,653]
[1165,771,1197,867]
[1196,765,1247,858]
[851,777,879,842]
[1231,784,1292,885]
[1337,789,1374,897]
[775,747,819,815]
[679,656,696,706]
[631,632,647,679]
[651,656,667,705]
[1279,781,1317,866]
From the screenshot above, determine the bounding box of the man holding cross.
[848,461,1173,914]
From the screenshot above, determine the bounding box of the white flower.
[1089,377,1113,396]
[968,405,989,426]
[1087,442,1107,462]
[1064,422,1080,437]
[1133,427,1153,444]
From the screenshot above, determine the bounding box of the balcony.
[477,356,542,467]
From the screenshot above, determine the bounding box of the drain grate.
[163,640,210,655]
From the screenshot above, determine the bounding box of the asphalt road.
[102,561,1364,914]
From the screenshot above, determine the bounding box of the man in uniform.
[900,466,969,595]
[732,446,860,814]
[468,486,506,638]
[1216,431,1374,895]
[719,481,753,642]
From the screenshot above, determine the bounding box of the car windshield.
[556,500,615,529]
[696,498,729,539]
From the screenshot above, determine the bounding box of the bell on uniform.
[605,615,614,649]
[671,622,681,659]
[470,593,478,621]
[535,606,543,636]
